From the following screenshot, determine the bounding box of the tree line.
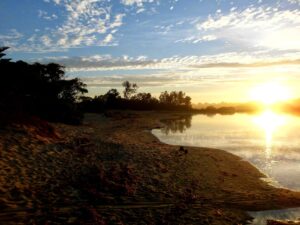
[0,47,192,125]
[79,81,192,112]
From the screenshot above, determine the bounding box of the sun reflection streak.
[253,110,287,173]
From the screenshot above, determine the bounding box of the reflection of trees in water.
[161,115,192,135]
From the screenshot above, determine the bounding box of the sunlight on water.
[249,207,300,225]
[152,111,300,224]
[153,111,300,190]
[252,110,288,182]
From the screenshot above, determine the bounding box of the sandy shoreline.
[1,111,300,224]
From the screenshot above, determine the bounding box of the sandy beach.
[1,111,300,224]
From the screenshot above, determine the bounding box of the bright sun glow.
[250,82,292,105]
[253,110,287,135]
[253,110,288,159]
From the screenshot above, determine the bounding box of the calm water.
[152,110,300,223]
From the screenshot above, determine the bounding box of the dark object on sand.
[179,146,188,154]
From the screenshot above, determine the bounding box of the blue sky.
[1,0,300,102]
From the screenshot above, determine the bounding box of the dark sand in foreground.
[1,111,300,224]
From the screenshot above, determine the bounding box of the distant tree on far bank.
[159,91,191,108]
[80,80,193,112]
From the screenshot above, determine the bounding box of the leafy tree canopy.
[0,47,87,124]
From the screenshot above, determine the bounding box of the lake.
[152,110,300,224]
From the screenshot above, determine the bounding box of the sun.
[250,82,292,105]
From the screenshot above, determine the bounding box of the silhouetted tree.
[183,96,192,108]
[122,81,138,99]
[132,92,151,102]
[104,89,121,108]
[0,47,88,125]
[104,89,120,101]
[0,47,10,62]
[159,91,191,109]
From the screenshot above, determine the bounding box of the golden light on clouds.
[249,82,293,105]
[258,28,300,50]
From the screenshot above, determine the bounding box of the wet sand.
[1,111,300,224]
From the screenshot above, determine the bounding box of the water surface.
[152,111,300,190]
[152,110,300,224]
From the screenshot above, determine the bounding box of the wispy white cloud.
[46,0,125,48]
[6,0,126,52]
[0,29,23,41]
[175,35,217,44]
[102,33,114,45]
[38,10,58,20]
[71,62,300,96]
[40,35,52,47]
[136,8,146,14]
[53,0,60,4]
[121,0,158,7]
[0,29,23,48]
[37,50,300,72]
[155,24,174,35]
[287,0,300,4]
[196,6,300,50]
[120,0,160,14]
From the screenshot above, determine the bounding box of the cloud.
[0,29,23,41]
[40,35,52,47]
[120,0,159,14]
[38,10,58,20]
[121,0,158,7]
[0,29,23,48]
[155,24,175,35]
[136,8,146,13]
[110,14,126,29]
[175,35,217,44]
[37,51,300,72]
[34,48,299,98]
[287,0,300,4]
[39,54,156,71]
[196,6,300,50]
[102,33,114,44]
[190,59,300,68]
[81,73,182,88]
[47,0,125,48]
[7,0,126,52]
[76,69,243,91]
[44,0,60,4]
[74,59,300,92]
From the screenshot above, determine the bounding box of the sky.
[1,0,300,103]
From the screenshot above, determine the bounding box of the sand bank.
[0,111,300,224]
